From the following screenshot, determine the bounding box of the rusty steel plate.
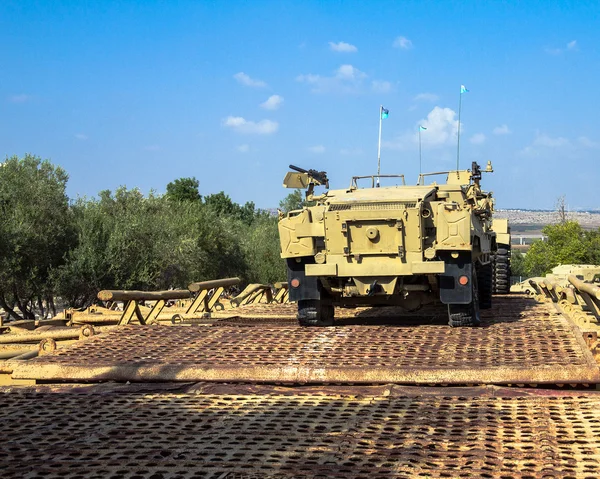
[1,385,600,478]
[12,297,600,385]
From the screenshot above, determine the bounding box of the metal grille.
[328,201,417,211]
[12,298,600,384]
[1,387,600,478]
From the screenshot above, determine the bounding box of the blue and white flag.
[419,125,427,131]
[460,85,469,94]
[381,107,389,119]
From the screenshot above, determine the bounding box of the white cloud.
[75,133,88,141]
[418,107,460,147]
[336,64,365,80]
[520,131,598,158]
[383,106,459,150]
[340,147,363,156]
[223,116,279,135]
[307,145,325,154]
[393,36,413,49]
[237,144,250,153]
[296,64,367,93]
[371,80,392,93]
[8,94,31,103]
[533,133,570,148]
[578,136,599,148]
[233,72,267,88]
[329,41,357,53]
[493,124,511,135]
[546,40,578,55]
[519,132,571,157]
[413,93,439,102]
[470,133,486,145]
[260,94,284,110]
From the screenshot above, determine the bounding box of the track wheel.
[493,246,511,294]
[477,262,493,309]
[297,300,334,327]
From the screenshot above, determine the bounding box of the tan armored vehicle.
[278,162,505,327]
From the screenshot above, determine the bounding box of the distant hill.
[495,209,600,229]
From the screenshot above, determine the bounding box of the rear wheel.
[297,299,335,327]
[448,273,481,327]
[448,303,480,327]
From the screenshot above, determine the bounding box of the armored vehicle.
[278,162,503,327]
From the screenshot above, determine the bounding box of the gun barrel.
[289,164,307,174]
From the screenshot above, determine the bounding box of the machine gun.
[289,165,329,188]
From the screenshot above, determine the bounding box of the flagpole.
[456,87,462,170]
[377,105,382,187]
[419,127,422,178]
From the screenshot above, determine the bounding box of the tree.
[204,192,261,225]
[524,221,591,277]
[0,155,74,319]
[279,189,309,213]
[585,229,600,266]
[243,216,286,284]
[511,250,526,278]
[555,195,567,224]
[166,177,201,202]
[54,187,253,307]
[204,191,237,216]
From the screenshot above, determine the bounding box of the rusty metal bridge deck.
[1,383,600,478]
[11,296,600,385]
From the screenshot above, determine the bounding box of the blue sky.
[2,0,599,210]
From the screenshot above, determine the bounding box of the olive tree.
[0,155,74,318]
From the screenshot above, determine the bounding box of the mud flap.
[287,259,321,302]
[438,254,473,304]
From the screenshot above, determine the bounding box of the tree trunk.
[37,296,45,319]
[48,297,56,318]
[0,293,24,321]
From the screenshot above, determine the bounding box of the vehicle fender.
[286,259,321,301]
[438,253,473,304]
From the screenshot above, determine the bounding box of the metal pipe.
[0,325,114,344]
[188,277,240,293]
[9,350,39,361]
[98,290,191,301]
[0,348,33,359]
[569,275,600,300]
[0,343,38,352]
[71,315,121,324]
[0,329,82,344]
[231,284,270,306]
[12,363,600,385]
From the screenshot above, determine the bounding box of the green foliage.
[511,250,526,278]
[279,189,307,213]
[524,221,600,277]
[243,216,287,284]
[204,191,260,225]
[166,177,201,202]
[54,188,259,306]
[0,155,288,312]
[0,154,74,318]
